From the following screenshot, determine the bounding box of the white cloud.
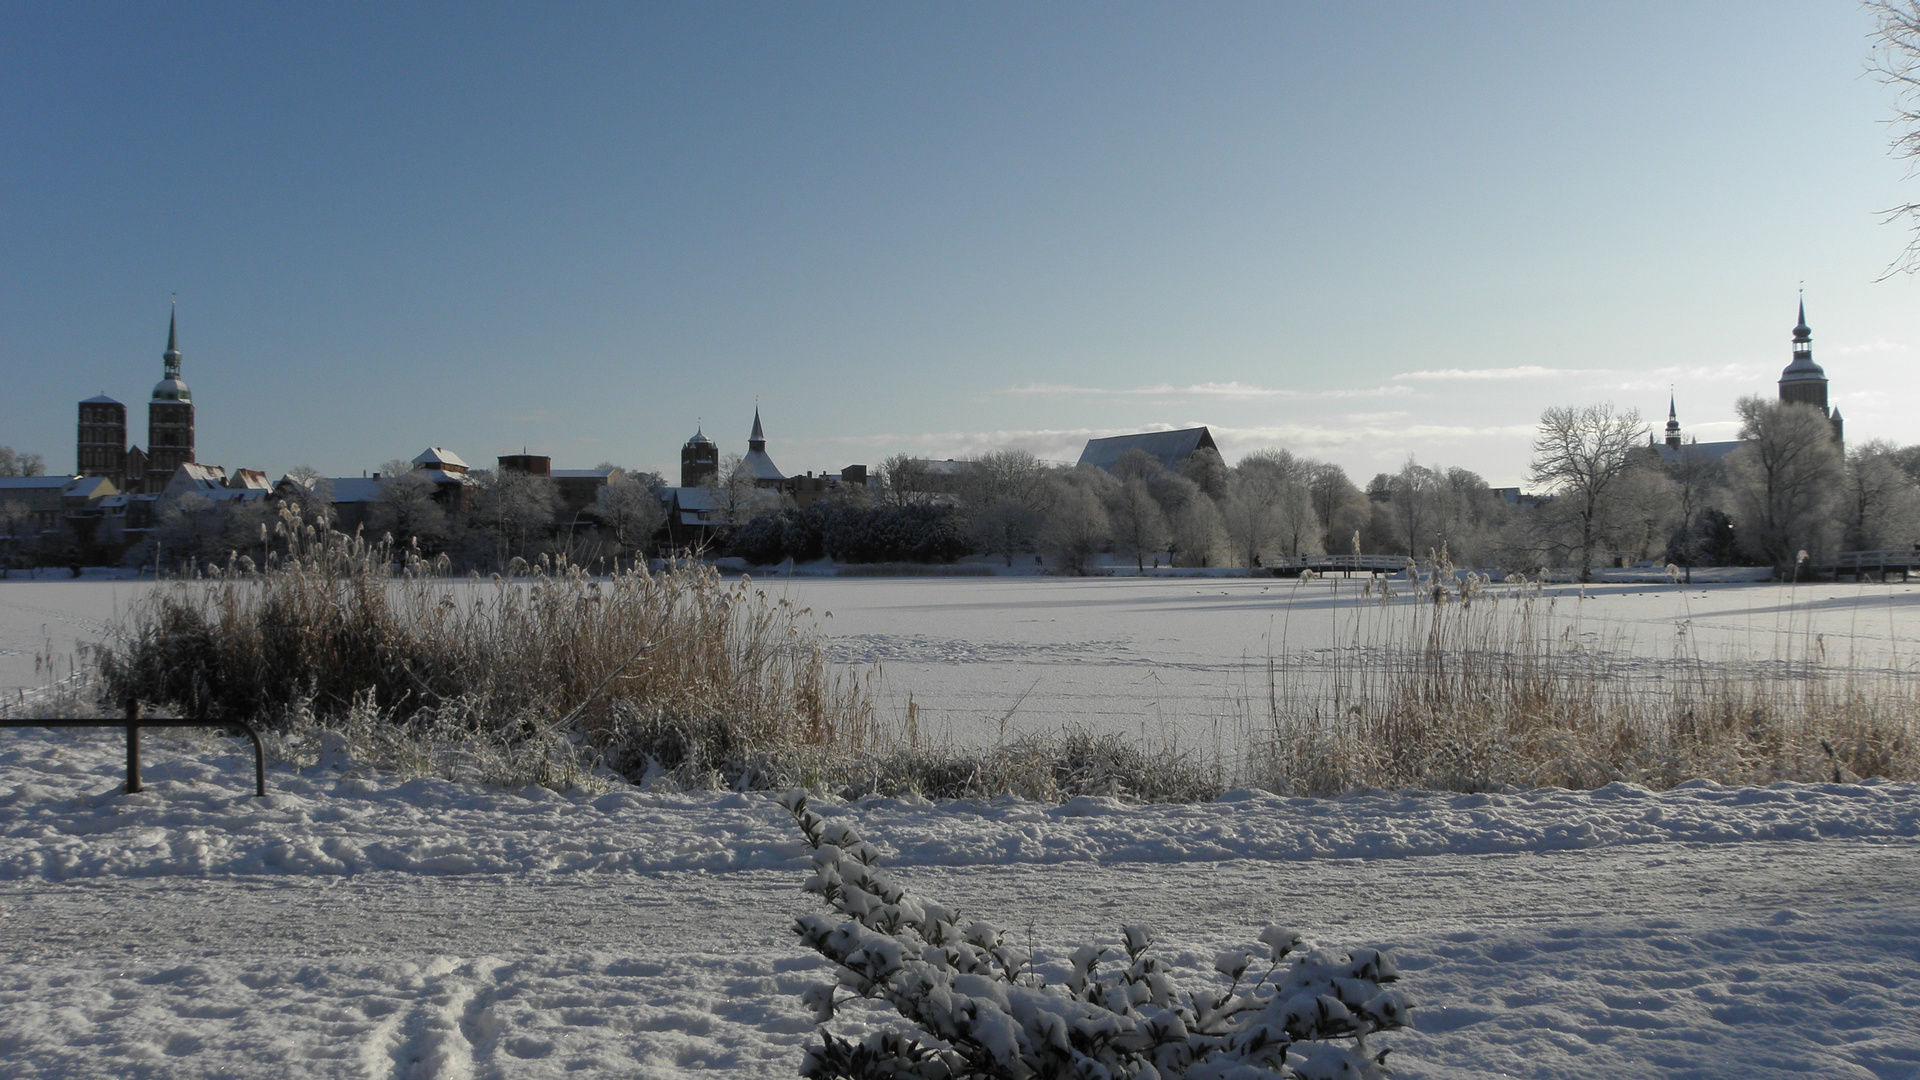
[792,419,1540,468]
[1391,366,1588,382]
[997,381,1410,401]
[1826,338,1910,357]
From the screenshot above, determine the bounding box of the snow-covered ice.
[0,728,1915,1078]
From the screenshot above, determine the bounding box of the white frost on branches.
[781,791,1412,1080]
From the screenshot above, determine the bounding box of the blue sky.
[4,3,1916,488]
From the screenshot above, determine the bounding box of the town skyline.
[5,4,1917,488]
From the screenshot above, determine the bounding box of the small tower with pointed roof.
[739,407,786,489]
[1664,394,1682,449]
[145,306,197,492]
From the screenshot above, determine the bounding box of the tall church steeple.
[163,307,181,379]
[146,303,196,491]
[1664,393,1682,449]
[749,407,767,453]
[1778,295,1827,413]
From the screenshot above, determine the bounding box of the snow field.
[0,730,1916,1078]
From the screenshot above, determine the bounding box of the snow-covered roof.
[0,475,76,492]
[325,478,383,503]
[412,447,468,470]
[165,463,228,493]
[739,449,784,482]
[226,469,271,490]
[63,477,115,500]
[668,486,718,512]
[552,469,615,480]
[413,469,470,486]
[1653,440,1744,465]
[1077,427,1218,472]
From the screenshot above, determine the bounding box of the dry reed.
[98,512,879,789]
[1240,570,1919,795]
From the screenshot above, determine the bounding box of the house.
[0,475,128,557]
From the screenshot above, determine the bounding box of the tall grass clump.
[1243,569,1920,795]
[98,511,879,788]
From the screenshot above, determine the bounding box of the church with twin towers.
[74,306,197,495]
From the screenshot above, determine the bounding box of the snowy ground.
[0,729,1916,1079]
[2,575,1917,1077]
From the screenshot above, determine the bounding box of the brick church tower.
[145,306,196,492]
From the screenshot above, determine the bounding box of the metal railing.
[0,701,266,797]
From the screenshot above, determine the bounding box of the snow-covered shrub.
[781,791,1411,1079]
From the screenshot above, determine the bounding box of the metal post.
[125,700,142,794]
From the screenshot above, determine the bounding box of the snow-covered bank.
[0,726,1916,879]
[1,730,1916,1078]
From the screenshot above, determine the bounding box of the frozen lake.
[9,573,1920,749]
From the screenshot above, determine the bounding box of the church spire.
[749,407,766,452]
[1665,391,1682,449]
[162,304,182,380]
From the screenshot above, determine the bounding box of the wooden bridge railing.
[1818,549,1920,581]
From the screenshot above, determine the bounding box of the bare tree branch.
[1869,0,1920,276]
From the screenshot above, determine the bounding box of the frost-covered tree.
[1842,440,1920,551]
[372,472,448,551]
[1180,446,1231,501]
[0,446,47,477]
[1170,493,1227,568]
[1111,447,1164,482]
[1107,476,1171,572]
[706,453,783,529]
[594,474,666,560]
[470,468,562,568]
[1722,396,1844,576]
[0,500,32,576]
[1386,459,1442,561]
[880,454,937,507]
[1601,453,1680,566]
[1041,481,1111,574]
[149,492,215,570]
[1305,461,1370,557]
[1223,451,1318,567]
[781,792,1411,1080]
[1662,442,1726,579]
[1529,403,1647,582]
[278,465,335,529]
[963,449,1048,566]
